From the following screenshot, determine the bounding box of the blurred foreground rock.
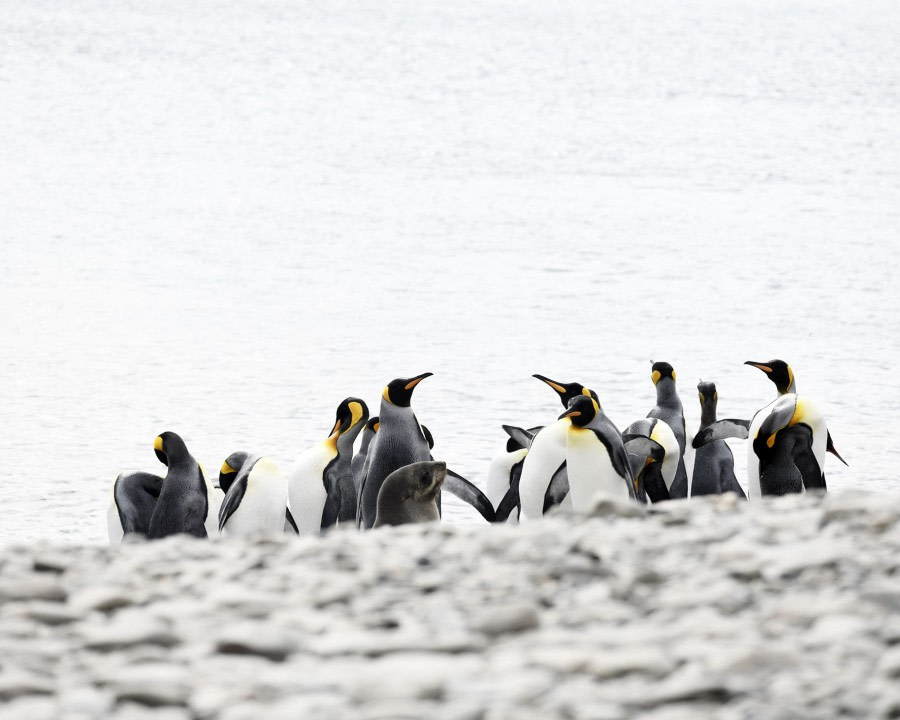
[1,491,899,719]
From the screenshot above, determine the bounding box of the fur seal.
[373,460,446,528]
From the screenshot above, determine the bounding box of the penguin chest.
[519,421,568,520]
[650,421,680,491]
[486,446,528,508]
[224,460,287,536]
[288,445,335,534]
[566,428,629,511]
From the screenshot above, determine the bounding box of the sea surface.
[1,0,898,543]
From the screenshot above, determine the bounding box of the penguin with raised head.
[147,432,209,539]
[646,362,692,498]
[559,395,635,509]
[358,373,433,529]
[752,394,829,495]
[518,374,598,520]
[108,471,163,543]
[289,397,367,534]
[744,359,846,498]
[218,452,289,536]
[333,399,369,523]
[690,381,747,498]
[623,417,679,502]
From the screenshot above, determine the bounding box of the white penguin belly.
[650,420,680,491]
[203,467,222,537]
[107,492,123,545]
[288,444,333,534]
[518,420,567,521]
[486,446,527,508]
[222,459,288,536]
[566,428,630,511]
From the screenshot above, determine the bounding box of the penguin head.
[153,431,189,467]
[745,359,795,394]
[382,373,433,407]
[651,362,676,386]
[365,416,380,434]
[697,380,718,407]
[332,397,369,436]
[752,395,800,457]
[219,451,251,494]
[558,395,600,427]
[533,374,599,408]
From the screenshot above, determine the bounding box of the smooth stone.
[105,664,190,707]
[111,702,192,720]
[0,578,66,603]
[81,618,178,651]
[0,696,57,720]
[215,623,296,662]
[0,670,54,700]
[470,603,539,636]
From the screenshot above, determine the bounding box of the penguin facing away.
[559,395,636,509]
[289,397,367,534]
[690,381,747,498]
[332,398,369,523]
[358,373,433,530]
[218,452,289,536]
[488,425,535,522]
[622,435,665,503]
[147,432,209,539]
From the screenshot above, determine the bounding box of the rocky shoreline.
[1,492,899,719]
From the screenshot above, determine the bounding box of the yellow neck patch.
[382,386,393,404]
[153,436,163,452]
[220,461,236,475]
[651,370,661,385]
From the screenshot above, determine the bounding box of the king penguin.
[690,381,747,498]
[646,362,693,499]
[487,425,535,522]
[752,394,829,495]
[623,417,679,502]
[108,471,163,543]
[518,374,598,520]
[218,452,289,536]
[351,417,379,503]
[744,360,847,497]
[289,397,367,534]
[333,399,369,523]
[147,431,209,539]
[559,395,636,510]
[358,373,433,530]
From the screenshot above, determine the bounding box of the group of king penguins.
[108,360,847,543]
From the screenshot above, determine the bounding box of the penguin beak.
[558,409,581,421]
[533,374,568,395]
[329,418,341,436]
[404,372,433,391]
[745,361,773,374]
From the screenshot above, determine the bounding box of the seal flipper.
[443,469,496,523]
[692,419,751,449]
[826,430,848,466]
[542,461,569,514]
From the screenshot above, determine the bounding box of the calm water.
[2,0,898,543]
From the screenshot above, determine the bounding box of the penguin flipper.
[494,483,520,522]
[542,461,569,514]
[285,507,299,534]
[826,431,849,466]
[691,419,751,448]
[218,477,247,533]
[320,482,342,530]
[443,469,496,523]
[642,463,670,503]
[502,425,535,451]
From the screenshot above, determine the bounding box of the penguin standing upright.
[518,374,597,520]
[147,432,209,539]
[358,373,433,530]
[744,360,796,499]
[217,453,289,536]
[560,395,636,510]
[691,381,747,498]
[333,399,369,523]
[288,398,367,534]
[351,417,379,501]
[487,425,534,522]
[744,360,847,497]
[646,362,692,498]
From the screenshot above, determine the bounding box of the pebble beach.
[2,492,899,719]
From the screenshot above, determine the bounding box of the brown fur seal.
[373,460,446,528]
